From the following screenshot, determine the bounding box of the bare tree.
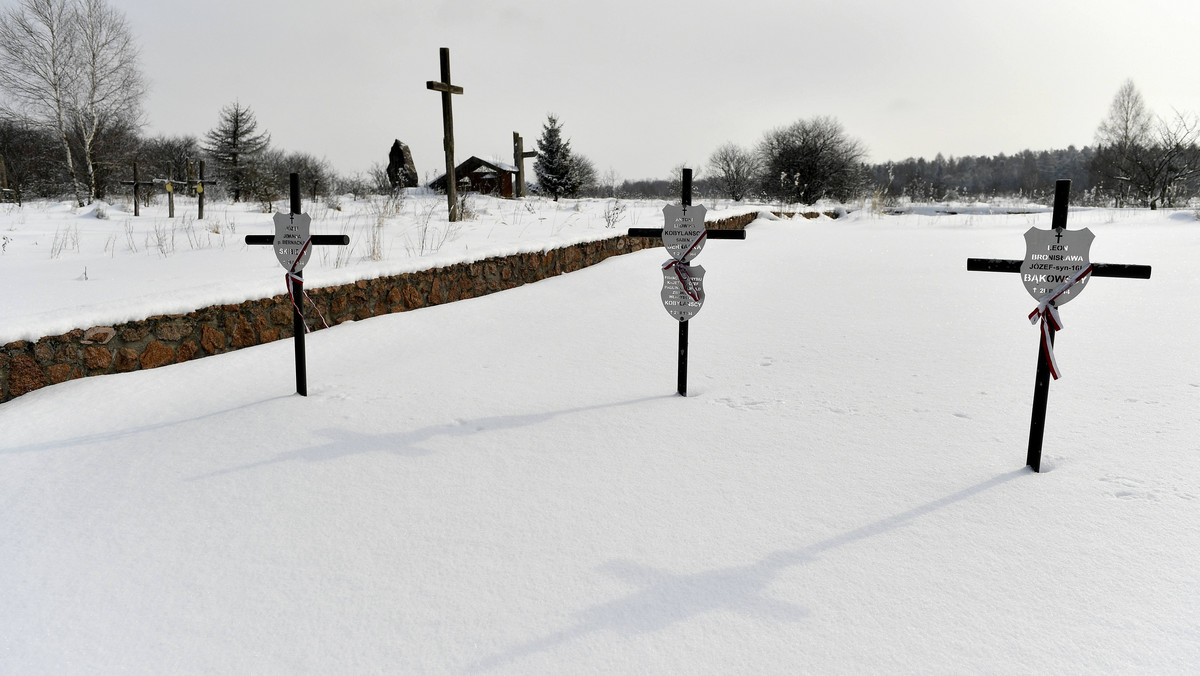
[1092,80,1200,208]
[72,0,145,203]
[758,116,867,205]
[1092,79,1154,206]
[707,142,760,201]
[0,0,144,205]
[0,0,84,203]
[1137,112,1200,209]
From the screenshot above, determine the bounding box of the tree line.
[689,80,1199,208]
[2,3,1196,211]
[0,0,360,208]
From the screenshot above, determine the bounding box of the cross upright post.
[196,160,215,220]
[244,173,350,396]
[164,177,175,218]
[967,178,1152,472]
[427,47,464,221]
[120,163,155,217]
[677,170,694,395]
[627,167,748,396]
[513,131,537,198]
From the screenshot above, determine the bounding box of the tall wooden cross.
[512,131,537,198]
[628,169,748,396]
[427,47,464,221]
[967,179,1151,472]
[245,173,350,396]
[120,162,155,217]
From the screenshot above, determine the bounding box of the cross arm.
[426,81,464,95]
[245,234,350,246]
[966,258,1151,279]
[627,227,747,240]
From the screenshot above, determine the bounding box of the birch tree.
[72,0,145,202]
[0,0,84,203]
[0,0,144,205]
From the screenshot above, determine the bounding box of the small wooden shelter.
[428,156,519,198]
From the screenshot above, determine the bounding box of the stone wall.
[0,212,761,403]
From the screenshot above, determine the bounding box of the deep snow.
[1,196,1198,674]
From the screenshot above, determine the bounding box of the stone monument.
[386,140,418,189]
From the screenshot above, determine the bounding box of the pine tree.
[533,114,579,200]
[203,101,270,202]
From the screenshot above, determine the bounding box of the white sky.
[121,0,1200,182]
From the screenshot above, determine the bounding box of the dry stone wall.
[0,212,761,403]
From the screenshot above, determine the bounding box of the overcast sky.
[122,0,1200,183]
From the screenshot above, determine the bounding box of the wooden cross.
[512,131,537,198]
[120,162,155,217]
[153,176,180,218]
[244,173,350,396]
[628,169,748,396]
[427,47,464,221]
[967,179,1151,472]
[186,159,218,220]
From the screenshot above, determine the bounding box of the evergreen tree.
[203,101,270,202]
[533,113,578,200]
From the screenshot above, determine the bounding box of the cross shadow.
[0,394,295,456]
[471,468,1026,672]
[186,395,669,481]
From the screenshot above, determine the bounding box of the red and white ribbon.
[661,229,707,302]
[674,229,707,263]
[663,258,702,302]
[1027,263,1093,380]
[284,237,329,333]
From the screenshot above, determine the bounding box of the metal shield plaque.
[661,262,705,321]
[1021,226,1093,305]
[273,212,312,272]
[661,204,708,262]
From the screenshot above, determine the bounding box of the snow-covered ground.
[2,196,1198,674]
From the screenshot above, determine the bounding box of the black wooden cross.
[628,169,748,396]
[120,162,155,217]
[427,47,464,221]
[245,173,350,396]
[512,131,537,198]
[967,179,1151,472]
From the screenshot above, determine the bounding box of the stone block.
[81,326,116,344]
[201,325,225,354]
[177,340,198,362]
[47,363,76,384]
[230,319,256,348]
[120,324,149,343]
[156,321,193,342]
[9,354,48,397]
[84,346,113,370]
[114,348,139,372]
[140,341,176,370]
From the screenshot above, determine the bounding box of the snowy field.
[2,196,1199,674]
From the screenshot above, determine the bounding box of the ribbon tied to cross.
[1027,263,1093,380]
[662,258,702,301]
[662,229,707,302]
[285,236,329,333]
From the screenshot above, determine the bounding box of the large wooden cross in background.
[427,47,464,221]
[512,132,537,198]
